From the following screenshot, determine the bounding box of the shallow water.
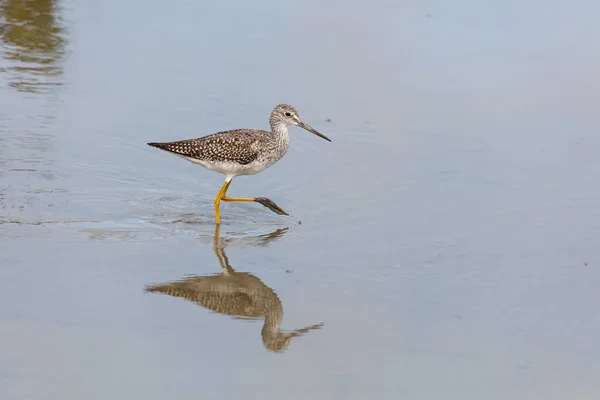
[2,0,600,399]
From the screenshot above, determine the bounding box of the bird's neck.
[270,121,288,137]
[270,121,290,149]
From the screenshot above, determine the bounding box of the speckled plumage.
[148,105,304,177]
[148,131,262,165]
[147,104,330,222]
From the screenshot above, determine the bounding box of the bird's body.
[148,104,330,224]
[149,127,290,178]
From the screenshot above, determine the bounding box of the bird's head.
[270,104,331,142]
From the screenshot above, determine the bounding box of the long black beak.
[298,121,331,142]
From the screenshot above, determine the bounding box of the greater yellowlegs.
[148,104,331,224]
[145,225,323,352]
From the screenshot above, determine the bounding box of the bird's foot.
[255,197,289,216]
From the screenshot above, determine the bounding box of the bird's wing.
[148,129,267,165]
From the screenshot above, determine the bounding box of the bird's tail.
[147,142,168,150]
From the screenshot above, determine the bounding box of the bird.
[145,225,323,352]
[147,104,331,224]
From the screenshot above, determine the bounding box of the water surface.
[2,0,600,399]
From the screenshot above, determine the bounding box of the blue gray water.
[2,0,600,399]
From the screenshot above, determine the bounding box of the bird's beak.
[298,120,331,142]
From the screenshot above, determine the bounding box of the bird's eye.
[285,112,291,117]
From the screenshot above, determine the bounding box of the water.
[2,0,600,398]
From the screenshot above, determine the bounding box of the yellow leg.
[214,178,234,224]
[213,177,288,223]
[222,196,255,202]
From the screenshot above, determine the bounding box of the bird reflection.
[146,225,323,352]
[0,0,66,92]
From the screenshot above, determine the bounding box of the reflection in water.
[0,0,66,92]
[216,225,289,248]
[146,226,323,352]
